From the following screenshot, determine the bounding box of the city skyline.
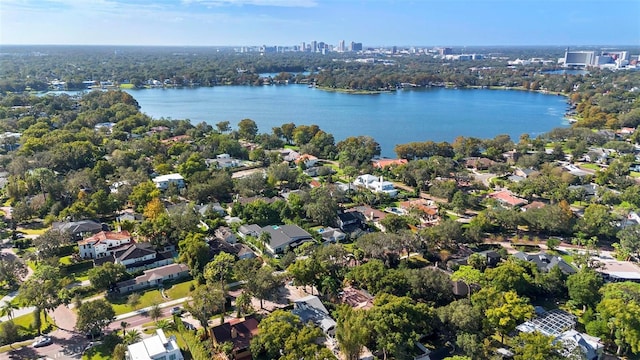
[1,0,639,47]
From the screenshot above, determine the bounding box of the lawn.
[19,227,49,236]
[631,171,640,178]
[119,83,135,89]
[165,280,194,299]
[109,279,193,315]
[579,163,600,170]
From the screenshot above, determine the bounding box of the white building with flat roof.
[126,329,183,360]
[152,173,185,190]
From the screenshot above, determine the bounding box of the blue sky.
[1,0,638,46]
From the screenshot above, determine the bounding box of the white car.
[33,336,53,348]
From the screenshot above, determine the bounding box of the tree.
[616,224,640,260]
[336,136,381,169]
[576,204,616,239]
[485,259,535,296]
[185,283,225,332]
[437,299,482,334]
[122,329,142,345]
[451,265,483,299]
[250,309,335,360]
[335,305,369,360]
[485,290,534,344]
[143,197,165,220]
[0,253,27,289]
[32,229,70,260]
[204,252,236,288]
[380,214,410,233]
[216,121,231,133]
[178,232,210,278]
[128,181,160,212]
[595,282,640,355]
[127,293,141,309]
[456,333,483,359]
[238,118,258,140]
[88,262,127,290]
[567,268,603,311]
[367,294,434,360]
[0,320,18,346]
[76,299,115,340]
[18,265,64,324]
[511,331,563,360]
[148,303,162,323]
[246,266,281,309]
[0,299,20,321]
[112,343,127,360]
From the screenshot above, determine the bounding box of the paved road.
[0,305,88,360]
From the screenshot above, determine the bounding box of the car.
[85,330,103,340]
[184,322,196,331]
[170,306,183,316]
[33,336,53,348]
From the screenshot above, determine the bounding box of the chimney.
[231,326,237,339]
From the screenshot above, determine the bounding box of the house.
[514,167,538,179]
[516,308,603,360]
[160,135,191,144]
[208,238,256,260]
[318,227,346,243]
[215,226,238,244]
[196,202,227,217]
[211,316,260,360]
[372,158,408,169]
[295,154,318,168]
[152,173,185,190]
[117,212,143,223]
[94,242,175,273]
[349,206,388,231]
[52,220,104,241]
[556,330,604,360]
[260,225,315,255]
[563,164,591,177]
[207,154,242,169]
[399,199,439,224]
[309,179,322,188]
[597,259,640,283]
[619,211,640,229]
[353,174,398,197]
[78,231,132,260]
[488,189,528,208]
[292,295,336,337]
[512,252,576,274]
[237,224,262,239]
[337,211,365,232]
[341,286,374,310]
[126,329,184,360]
[280,149,300,162]
[115,263,190,294]
[464,157,496,170]
[521,201,546,212]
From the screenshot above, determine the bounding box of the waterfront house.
[353,174,398,197]
[372,158,408,169]
[294,154,318,168]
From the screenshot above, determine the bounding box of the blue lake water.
[121,86,568,157]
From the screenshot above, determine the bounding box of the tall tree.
[87,262,127,291]
[178,232,210,279]
[567,268,603,311]
[335,305,369,360]
[76,299,115,340]
[511,331,563,360]
[484,290,534,344]
[185,283,225,333]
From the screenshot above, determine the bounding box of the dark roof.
[261,225,313,250]
[114,243,156,262]
[52,220,102,235]
[211,316,259,351]
[513,252,576,274]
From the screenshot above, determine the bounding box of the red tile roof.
[489,190,527,207]
[78,231,131,245]
[372,158,408,169]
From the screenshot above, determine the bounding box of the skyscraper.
[311,41,317,53]
[339,40,345,52]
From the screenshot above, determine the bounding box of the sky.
[1,0,639,47]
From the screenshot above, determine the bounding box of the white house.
[206,154,242,169]
[126,329,184,360]
[152,173,185,190]
[78,231,132,259]
[353,174,398,197]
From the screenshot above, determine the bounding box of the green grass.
[119,83,135,89]
[631,171,640,178]
[110,289,166,315]
[0,340,32,353]
[579,163,600,170]
[165,280,194,299]
[59,255,74,265]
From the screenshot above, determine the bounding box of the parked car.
[170,306,183,316]
[85,330,103,340]
[184,322,196,331]
[33,336,53,348]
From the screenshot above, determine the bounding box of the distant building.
[563,50,596,68]
[126,329,183,360]
[152,173,185,190]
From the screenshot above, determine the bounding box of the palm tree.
[122,329,142,345]
[148,303,162,323]
[0,299,19,320]
[234,292,252,318]
[155,319,174,332]
[119,321,129,335]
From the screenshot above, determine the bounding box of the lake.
[121,85,568,157]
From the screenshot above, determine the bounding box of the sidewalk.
[114,297,190,321]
